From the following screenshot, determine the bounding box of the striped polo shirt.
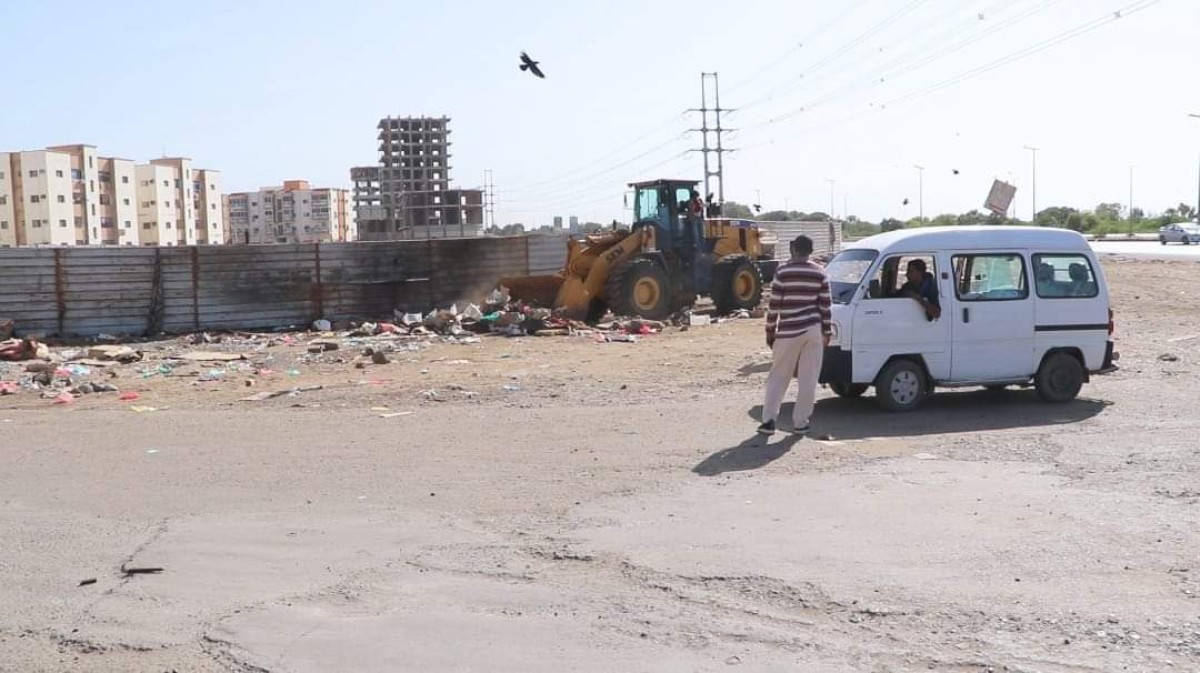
[765,258,832,340]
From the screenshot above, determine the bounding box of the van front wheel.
[875,360,926,412]
[1035,352,1084,403]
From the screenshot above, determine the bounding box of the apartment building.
[351,115,484,241]
[225,180,355,245]
[0,145,222,247]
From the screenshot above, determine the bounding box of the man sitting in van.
[898,259,941,321]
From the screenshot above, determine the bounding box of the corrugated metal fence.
[1,237,542,337]
[0,223,841,338]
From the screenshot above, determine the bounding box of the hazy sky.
[2,0,1197,226]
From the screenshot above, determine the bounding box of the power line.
[736,0,1059,137]
[734,0,1163,151]
[887,0,1163,106]
[735,0,930,115]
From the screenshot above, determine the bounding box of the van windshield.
[824,248,878,303]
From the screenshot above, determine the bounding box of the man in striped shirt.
[759,235,832,436]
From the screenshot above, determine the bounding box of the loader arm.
[554,226,656,318]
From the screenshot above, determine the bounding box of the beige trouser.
[762,328,825,428]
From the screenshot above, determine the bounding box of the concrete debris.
[371,351,391,365]
[240,385,324,402]
[307,339,340,353]
[170,351,248,363]
[312,319,332,332]
[86,345,142,363]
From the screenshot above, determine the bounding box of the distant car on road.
[1159,223,1200,245]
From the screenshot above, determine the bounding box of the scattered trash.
[86,345,141,364]
[146,449,159,454]
[199,369,226,382]
[913,452,941,460]
[171,351,247,363]
[307,339,340,353]
[129,406,158,413]
[0,381,18,396]
[371,351,391,365]
[689,313,711,326]
[502,384,521,392]
[78,578,97,587]
[380,411,413,419]
[0,319,12,341]
[1158,353,1179,362]
[312,319,332,332]
[0,337,49,362]
[120,564,163,576]
[287,369,301,377]
[53,392,75,405]
[239,385,324,402]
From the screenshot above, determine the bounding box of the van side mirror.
[867,279,881,298]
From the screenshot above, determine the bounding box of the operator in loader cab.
[898,259,940,321]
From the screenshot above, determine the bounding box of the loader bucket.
[498,274,564,308]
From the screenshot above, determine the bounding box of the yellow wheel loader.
[500,179,778,321]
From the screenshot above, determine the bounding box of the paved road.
[1092,239,1200,260]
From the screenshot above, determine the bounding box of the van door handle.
[962,307,970,323]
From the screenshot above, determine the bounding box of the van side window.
[952,253,1028,301]
[1032,254,1098,298]
[866,254,935,298]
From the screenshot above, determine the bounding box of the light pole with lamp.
[1023,145,1039,222]
[1189,114,1200,222]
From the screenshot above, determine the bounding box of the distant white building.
[225,180,355,244]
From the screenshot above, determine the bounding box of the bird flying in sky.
[519,52,545,79]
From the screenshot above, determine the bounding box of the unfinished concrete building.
[352,116,483,241]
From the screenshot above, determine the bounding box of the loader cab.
[630,179,702,251]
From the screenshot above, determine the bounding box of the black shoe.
[757,420,776,436]
[792,424,811,436]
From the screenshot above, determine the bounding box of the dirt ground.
[1,255,1198,672]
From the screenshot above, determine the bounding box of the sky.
[2,0,1198,227]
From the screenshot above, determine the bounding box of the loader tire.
[711,255,763,315]
[606,258,671,320]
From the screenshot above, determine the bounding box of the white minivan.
[820,226,1118,411]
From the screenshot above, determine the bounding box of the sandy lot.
[1,255,1198,672]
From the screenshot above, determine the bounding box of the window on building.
[88,156,93,168]
[163,180,169,187]
[165,221,172,229]
[56,195,65,203]
[71,169,81,180]
[32,219,42,228]
[99,194,110,206]
[55,170,64,178]
[123,198,130,206]
[0,171,5,179]
[0,221,7,229]
[0,196,6,205]
[59,219,68,228]
[28,170,37,178]
[142,222,153,230]
[90,180,95,191]
[99,171,112,183]
[124,221,131,229]
[74,217,82,226]
[211,203,216,210]
[174,179,181,188]
[142,180,152,187]
[122,175,129,184]
[91,204,96,216]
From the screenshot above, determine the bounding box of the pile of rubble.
[0,342,143,402]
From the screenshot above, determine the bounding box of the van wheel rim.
[890,371,920,404]
[1048,365,1072,393]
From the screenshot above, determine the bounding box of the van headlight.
[828,322,841,347]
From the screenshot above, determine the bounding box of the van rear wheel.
[1035,352,1084,403]
[875,360,926,412]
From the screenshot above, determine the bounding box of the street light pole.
[1023,145,1039,222]
[913,165,924,222]
[826,179,836,219]
[1190,114,1200,222]
[1128,165,1135,236]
